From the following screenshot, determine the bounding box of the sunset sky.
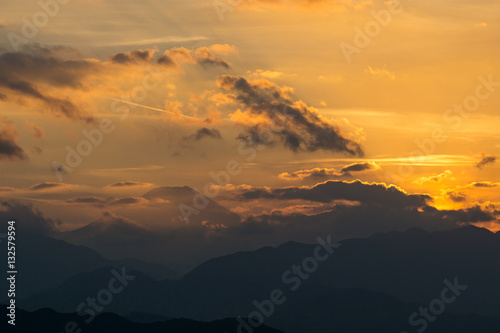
[0,0,499,242]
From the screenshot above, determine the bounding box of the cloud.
[414,170,454,185]
[25,121,45,140]
[108,181,153,188]
[279,162,379,180]
[340,161,380,175]
[477,153,496,169]
[109,197,148,205]
[110,48,177,67]
[183,128,222,141]
[218,75,363,156]
[250,69,286,79]
[66,197,107,204]
[0,49,96,122]
[455,181,500,191]
[110,49,155,64]
[365,65,396,80]
[444,181,500,202]
[232,200,495,246]
[0,119,27,161]
[164,47,196,64]
[222,180,495,241]
[30,182,68,191]
[238,180,431,208]
[436,205,496,223]
[0,201,60,235]
[466,181,500,188]
[157,54,176,67]
[227,180,495,241]
[159,46,233,69]
[209,44,239,56]
[446,190,467,203]
[194,47,231,69]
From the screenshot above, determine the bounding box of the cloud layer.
[218,75,363,156]
[0,119,26,161]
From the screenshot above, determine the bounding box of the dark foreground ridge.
[0,308,285,333]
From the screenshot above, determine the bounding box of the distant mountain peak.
[142,186,196,199]
[141,185,241,226]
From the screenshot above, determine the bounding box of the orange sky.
[0,0,498,233]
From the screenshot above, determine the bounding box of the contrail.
[110,99,199,120]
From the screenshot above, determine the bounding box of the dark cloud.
[111,47,231,69]
[109,197,145,205]
[65,196,146,207]
[17,44,83,59]
[157,54,176,67]
[447,190,467,203]
[340,162,378,174]
[107,45,231,71]
[238,180,430,208]
[477,154,496,169]
[280,162,379,180]
[30,182,67,191]
[183,128,222,141]
[434,205,495,223]
[66,197,106,204]
[236,202,495,243]
[218,75,363,156]
[0,120,27,161]
[0,201,60,235]
[467,182,500,188]
[0,51,95,122]
[279,168,344,180]
[225,180,496,242]
[195,47,231,69]
[109,181,152,187]
[111,49,155,64]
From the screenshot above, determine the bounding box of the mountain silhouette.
[18,226,500,332]
[1,308,284,333]
[0,233,178,299]
[143,186,241,226]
